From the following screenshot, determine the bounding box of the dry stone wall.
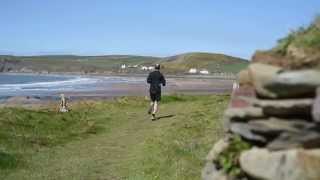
[203,63,320,180]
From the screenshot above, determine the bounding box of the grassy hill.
[253,15,320,69]
[0,52,248,75]
[0,55,160,74]
[161,52,249,74]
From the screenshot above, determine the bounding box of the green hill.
[161,52,249,74]
[0,55,160,74]
[0,52,249,74]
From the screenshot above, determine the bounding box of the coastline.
[0,75,234,107]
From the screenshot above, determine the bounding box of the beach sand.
[0,77,234,107]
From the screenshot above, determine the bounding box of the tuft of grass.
[0,152,18,169]
[217,136,251,178]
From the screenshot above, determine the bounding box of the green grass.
[0,95,229,180]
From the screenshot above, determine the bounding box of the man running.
[147,64,166,120]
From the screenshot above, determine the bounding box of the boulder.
[224,107,264,122]
[253,98,313,118]
[248,63,282,98]
[268,131,320,150]
[240,148,320,180]
[265,70,320,98]
[312,87,320,122]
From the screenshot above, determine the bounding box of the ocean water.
[0,73,144,98]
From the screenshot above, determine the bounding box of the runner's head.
[155,64,161,70]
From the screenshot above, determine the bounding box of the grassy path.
[0,95,228,180]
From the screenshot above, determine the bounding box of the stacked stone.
[203,63,320,180]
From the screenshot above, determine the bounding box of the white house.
[148,66,155,71]
[141,66,148,71]
[200,69,210,75]
[188,68,198,74]
[121,64,126,69]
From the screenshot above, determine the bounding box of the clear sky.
[0,0,319,59]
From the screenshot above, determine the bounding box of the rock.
[249,118,314,135]
[230,118,316,145]
[224,107,264,122]
[206,137,231,162]
[265,70,320,98]
[240,148,320,180]
[253,98,313,118]
[312,88,320,122]
[268,131,320,150]
[237,69,252,87]
[202,162,229,180]
[248,63,282,98]
[230,123,267,144]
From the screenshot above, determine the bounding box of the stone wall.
[202,63,320,180]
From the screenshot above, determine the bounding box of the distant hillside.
[161,52,248,74]
[0,52,248,74]
[0,55,160,74]
[253,15,320,69]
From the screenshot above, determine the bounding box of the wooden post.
[59,94,69,112]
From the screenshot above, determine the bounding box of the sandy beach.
[60,77,234,98]
[0,77,234,107]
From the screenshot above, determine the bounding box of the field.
[0,95,229,180]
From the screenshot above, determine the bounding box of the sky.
[0,0,319,59]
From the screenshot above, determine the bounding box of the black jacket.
[147,70,166,93]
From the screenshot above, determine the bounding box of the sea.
[0,73,144,99]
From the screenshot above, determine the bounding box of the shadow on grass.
[154,114,175,121]
[0,152,18,169]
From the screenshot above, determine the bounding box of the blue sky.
[0,0,319,59]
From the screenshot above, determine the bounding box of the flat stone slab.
[265,69,320,98]
[268,131,320,150]
[230,118,317,145]
[252,98,313,118]
[224,107,265,122]
[240,148,320,180]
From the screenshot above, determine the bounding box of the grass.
[0,95,229,180]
